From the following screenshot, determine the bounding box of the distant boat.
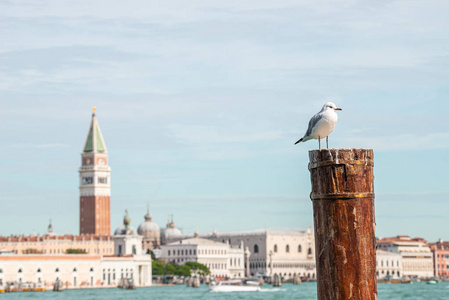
[0,285,5,293]
[426,280,438,285]
[210,280,261,292]
[378,278,411,284]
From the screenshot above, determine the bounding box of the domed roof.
[137,208,160,238]
[114,209,137,236]
[161,215,182,242]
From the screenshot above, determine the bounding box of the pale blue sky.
[0,1,448,241]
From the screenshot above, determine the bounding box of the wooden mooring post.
[308,148,376,300]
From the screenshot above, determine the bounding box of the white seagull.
[294,102,342,149]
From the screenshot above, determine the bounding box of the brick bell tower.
[79,107,111,235]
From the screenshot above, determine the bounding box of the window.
[298,245,302,253]
[82,177,93,184]
[55,268,59,272]
[308,248,312,255]
[37,268,41,273]
[98,177,108,184]
[286,245,290,253]
[168,250,171,256]
[254,244,259,254]
[274,245,278,252]
[73,268,77,272]
[132,245,136,255]
[90,268,94,272]
[18,268,22,273]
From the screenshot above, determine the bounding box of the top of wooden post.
[308,148,374,200]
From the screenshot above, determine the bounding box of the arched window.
[308,248,312,255]
[298,245,302,252]
[274,245,278,252]
[55,268,59,272]
[0,268,3,273]
[37,268,41,273]
[254,244,259,253]
[286,245,290,253]
[73,268,77,272]
[18,268,22,273]
[90,268,94,272]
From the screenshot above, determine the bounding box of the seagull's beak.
[335,108,342,111]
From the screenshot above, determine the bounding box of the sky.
[0,0,448,242]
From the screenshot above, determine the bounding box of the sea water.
[1,282,448,299]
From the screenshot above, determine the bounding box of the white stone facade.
[0,254,151,288]
[0,255,101,288]
[160,237,245,278]
[378,236,434,279]
[172,228,316,279]
[376,250,402,279]
[113,235,142,256]
[101,255,151,286]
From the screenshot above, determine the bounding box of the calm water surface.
[1,282,448,299]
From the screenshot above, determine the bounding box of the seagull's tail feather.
[294,138,303,145]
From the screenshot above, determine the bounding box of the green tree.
[175,265,191,277]
[146,249,156,260]
[185,262,210,275]
[152,261,164,275]
[66,248,87,254]
[165,263,176,275]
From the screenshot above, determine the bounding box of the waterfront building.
[160,237,245,278]
[137,207,161,250]
[377,235,433,279]
[0,218,151,288]
[0,222,114,255]
[429,239,449,278]
[376,250,402,279]
[170,227,316,279]
[79,108,111,236]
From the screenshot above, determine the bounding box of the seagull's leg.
[326,136,329,148]
[318,136,321,149]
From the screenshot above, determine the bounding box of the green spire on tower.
[83,107,107,153]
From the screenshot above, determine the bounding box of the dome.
[162,227,182,239]
[161,216,182,243]
[114,224,137,235]
[114,209,137,236]
[137,209,160,238]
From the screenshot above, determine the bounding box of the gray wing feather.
[304,112,322,137]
